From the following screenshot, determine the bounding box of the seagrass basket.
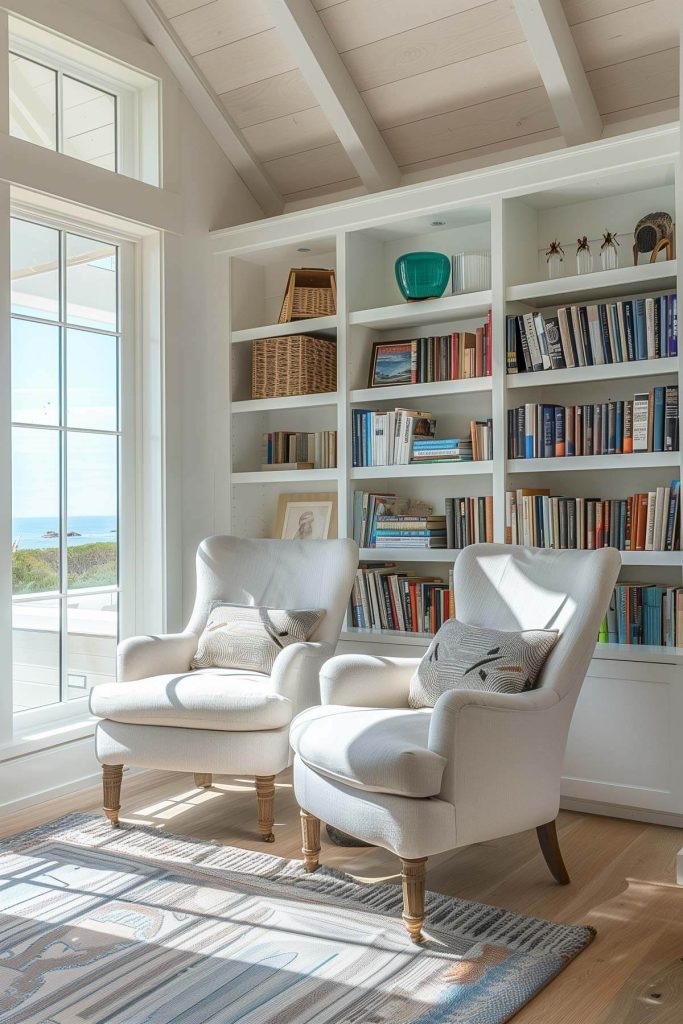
[251,335,337,399]
[278,268,336,323]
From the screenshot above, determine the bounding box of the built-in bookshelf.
[213,133,683,654]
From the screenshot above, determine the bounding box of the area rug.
[0,814,594,1024]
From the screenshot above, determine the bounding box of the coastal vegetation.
[12,542,117,593]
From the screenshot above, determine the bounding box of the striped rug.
[0,814,593,1023]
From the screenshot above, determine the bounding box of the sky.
[11,219,119,520]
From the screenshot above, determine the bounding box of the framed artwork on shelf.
[368,341,415,387]
[275,492,338,540]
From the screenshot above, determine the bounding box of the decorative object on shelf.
[632,212,675,265]
[576,236,593,275]
[369,341,414,387]
[600,230,620,271]
[451,250,491,293]
[545,239,565,279]
[251,334,336,399]
[278,267,336,323]
[394,251,450,301]
[275,492,337,540]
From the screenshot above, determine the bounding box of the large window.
[11,217,121,714]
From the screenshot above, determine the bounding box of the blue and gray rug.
[0,814,593,1023]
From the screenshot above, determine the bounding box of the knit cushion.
[191,603,325,674]
[409,618,558,708]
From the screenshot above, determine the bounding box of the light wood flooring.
[3,768,683,1023]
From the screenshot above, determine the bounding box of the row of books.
[445,496,494,549]
[262,430,337,469]
[351,409,490,466]
[506,294,678,374]
[507,388,679,459]
[599,585,683,647]
[505,484,680,552]
[352,408,434,467]
[352,491,434,548]
[350,564,455,633]
[376,319,492,385]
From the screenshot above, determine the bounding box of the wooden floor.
[3,768,683,1023]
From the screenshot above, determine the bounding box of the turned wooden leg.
[401,857,427,944]
[255,775,276,843]
[536,819,570,885]
[300,810,321,872]
[194,773,212,789]
[102,764,123,828]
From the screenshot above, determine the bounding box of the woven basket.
[252,335,337,399]
[278,268,336,323]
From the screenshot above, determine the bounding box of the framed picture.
[368,340,416,387]
[275,492,338,540]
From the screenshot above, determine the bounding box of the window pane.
[11,319,60,426]
[67,329,118,430]
[12,428,60,595]
[67,432,118,589]
[9,52,57,150]
[62,76,117,172]
[13,597,61,711]
[11,218,60,321]
[66,234,117,331]
[67,591,117,699]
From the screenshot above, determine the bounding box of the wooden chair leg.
[300,810,321,872]
[255,775,276,843]
[536,819,570,885]
[194,773,212,789]
[102,764,123,828]
[401,857,427,944]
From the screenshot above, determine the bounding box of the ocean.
[12,516,117,550]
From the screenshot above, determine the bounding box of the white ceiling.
[148,0,680,212]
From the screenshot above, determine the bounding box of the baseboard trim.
[561,796,683,829]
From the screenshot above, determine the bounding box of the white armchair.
[91,535,358,840]
[291,543,621,941]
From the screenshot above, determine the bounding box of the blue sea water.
[12,516,117,550]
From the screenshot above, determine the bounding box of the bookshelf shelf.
[349,290,492,330]
[232,469,339,484]
[506,357,678,390]
[619,551,681,566]
[507,453,679,473]
[359,547,461,562]
[350,460,493,480]
[340,627,434,646]
[231,315,337,344]
[350,376,491,404]
[507,261,677,306]
[232,393,338,414]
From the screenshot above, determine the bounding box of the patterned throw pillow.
[191,604,325,674]
[409,618,558,709]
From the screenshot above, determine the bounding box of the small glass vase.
[576,237,592,275]
[600,231,619,271]
[545,240,565,279]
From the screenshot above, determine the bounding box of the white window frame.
[8,15,160,185]
[7,200,141,732]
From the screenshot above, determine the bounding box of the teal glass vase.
[395,252,450,301]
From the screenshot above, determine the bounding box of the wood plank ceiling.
[155,0,680,209]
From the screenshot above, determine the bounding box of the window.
[11,217,122,714]
[8,17,160,185]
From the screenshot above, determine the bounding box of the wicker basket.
[278,268,336,323]
[252,335,337,399]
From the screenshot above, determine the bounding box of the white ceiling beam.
[260,0,401,193]
[513,0,602,146]
[120,0,283,216]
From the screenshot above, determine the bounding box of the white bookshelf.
[211,128,683,820]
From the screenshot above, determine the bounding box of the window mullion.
[58,230,68,704]
[55,67,63,155]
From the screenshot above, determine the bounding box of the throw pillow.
[191,604,325,674]
[409,618,558,708]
